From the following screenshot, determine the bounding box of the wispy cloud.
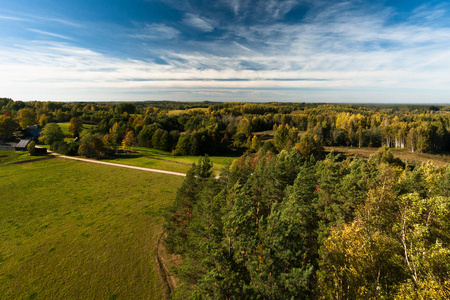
[0,8,81,27]
[182,13,215,32]
[0,15,24,21]
[132,23,180,40]
[410,2,449,24]
[221,0,301,21]
[42,16,81,27]
[28,28,74,40]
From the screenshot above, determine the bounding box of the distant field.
[0,157,184,299]
[324,146,450,167]
[167,107,208,116]
[57,122,95,138]
[252,130,306,141]
[253,130,275,141]
[103,147,237,175]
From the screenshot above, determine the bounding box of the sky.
[1,0,450,103]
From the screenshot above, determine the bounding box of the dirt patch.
[147,156,191,165]
[0,155,55,166]
[156,232,181,299]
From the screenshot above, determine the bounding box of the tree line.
[2,98,450,158]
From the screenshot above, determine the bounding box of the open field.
[325,146,450,168]
[252,130,275,141]
[102,147,237,175]
[0,157,184,299]
[0,151,38,165]
[57,122,95,139]
[167,107,208,116]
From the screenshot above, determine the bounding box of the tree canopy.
[164,148,450,299]
[40,123,65,145]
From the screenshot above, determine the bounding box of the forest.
[1,97,450,157]
[164,149,450,299]
[1,98,450,298]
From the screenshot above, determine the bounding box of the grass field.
[167,108,208,116]
[57,122,95,140]
[324,146,450,168]
[102,147,237,175]
[0,157,184,299]
[0,151,38,165]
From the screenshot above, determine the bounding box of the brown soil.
[156,233,181,299]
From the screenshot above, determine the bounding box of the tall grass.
[0,158,184,299]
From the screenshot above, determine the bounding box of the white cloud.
[410,3,449,23]
[132,23,180,40]
[28,28,74,40]
[0,15,24,21]
[0,9,81,27]
[182,13,214,32]
[2,37,450,103]
[221,0,301,20]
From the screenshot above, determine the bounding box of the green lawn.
[0,151,38,165]
[167,107,208,116]
[103,147,237,175]
[0,158,184,299]
[57,122,95,139]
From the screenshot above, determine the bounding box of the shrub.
[67,142,80,156]
[27,141,36,156]
[51,141,69,155]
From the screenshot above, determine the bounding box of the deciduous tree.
[68,117,83,138]
[0,115,18,141]
[40,123,65,145]
[16,108,36,129]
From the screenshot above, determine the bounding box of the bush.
[67,142,80,156]
[51,141,69,155]
[78,143,95,158]
[27,141,36,156]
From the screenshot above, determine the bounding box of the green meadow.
[57,122,95,138]
[0,151,38,165]
[0,156,184,299]
[102,147,236,176]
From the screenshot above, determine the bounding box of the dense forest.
[164,148,450,299]
[1,97,450,157]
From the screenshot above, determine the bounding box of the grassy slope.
[0,151,37,165]
[0,158,184,299]
[52,124,237,174]
[103,147,236,175]
[57,122,95,137]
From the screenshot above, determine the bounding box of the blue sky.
[1,0,450,103]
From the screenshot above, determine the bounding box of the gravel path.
[49,152,187,177]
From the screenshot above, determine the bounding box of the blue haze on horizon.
[1,0,450,103]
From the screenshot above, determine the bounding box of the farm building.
[0,139,30,151]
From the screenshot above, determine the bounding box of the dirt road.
[49,152,187,177]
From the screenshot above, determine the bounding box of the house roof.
[16,139,30,149]
[23,126,42,138]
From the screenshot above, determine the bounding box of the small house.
[22,126,42,141]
